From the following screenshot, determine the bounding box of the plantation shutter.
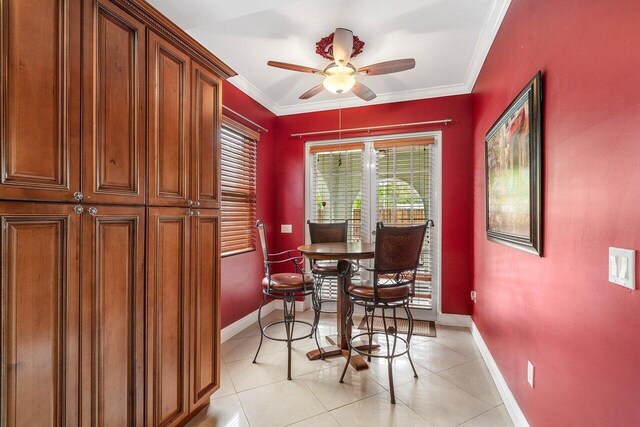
[374,137,435,309]
[221,117,258,256]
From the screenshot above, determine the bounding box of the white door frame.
[303,131,443,321]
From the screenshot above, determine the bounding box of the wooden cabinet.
[1,1,230,425]
[189,209,221,410]
[0,0,81,202]
[80,205,145,426]
[82,0,146,205]
[147,56,222,210]
[147,32,191,207]
[147,207,221,426]
[0,203,82,426]
[191,64,222,209]
[146,207,190,426]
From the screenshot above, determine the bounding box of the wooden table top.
[297,242,375,261]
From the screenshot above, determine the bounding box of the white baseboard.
[437,313,472,327]
[221,301,276,343]
[471,321,529,427]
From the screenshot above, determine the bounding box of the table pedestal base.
[306,335,381,371]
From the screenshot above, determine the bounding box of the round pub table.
[298,242,379,371]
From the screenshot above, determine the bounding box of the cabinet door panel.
[0,203,81,426]
[148,32,191,207]
[191,63,221,209]
[81,205,144,426]
[0,0,81,202]
[82,0,145,204]
[189,209,220,410]
[146,207,190,427]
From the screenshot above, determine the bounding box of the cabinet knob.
[194,200,201,207]
[187,200,194,206]
[73,205,84,215]
[188,210,200,217]
[73,192,84,202]
[87,207,98,216]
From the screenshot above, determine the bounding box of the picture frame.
[485,71,542,256]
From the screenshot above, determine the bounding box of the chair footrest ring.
[348,331,411,358]
[261,319,316,342]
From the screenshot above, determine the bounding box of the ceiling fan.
[267,28,416,101]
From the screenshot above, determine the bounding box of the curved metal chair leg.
[366,307,374,362]
[252,294,267,364]
[311,288,324,359]
[381,307,397,404]
[284,296,294,380]
[339,301,354,383]
[388,357,396,404]
[404,303,419,378]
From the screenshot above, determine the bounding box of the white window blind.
[310,144,364,303]
[310,143,364,241]
[221,118,258,256]
[374,137,435,309]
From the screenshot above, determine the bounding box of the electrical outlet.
[527,361,535,388]
[470,290,477,303]
[281,224,292,233]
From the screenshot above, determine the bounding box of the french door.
[305,132,441,320]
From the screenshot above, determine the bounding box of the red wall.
[471,1,640,425]
[275,96,474,315]
[220,81,277,327]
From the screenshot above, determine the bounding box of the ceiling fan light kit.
[322,63,356,93]
[267,27,416,102]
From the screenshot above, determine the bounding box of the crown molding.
[227,75,280,115]
[228,0,512,116]
[274,83,470,116]
[464,0,512,91]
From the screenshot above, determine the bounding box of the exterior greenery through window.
[221,117,259,256]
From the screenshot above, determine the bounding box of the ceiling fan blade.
[351,81,376,101]
[332,28,353,65]
[359,59,416,76]
[267,61,323,74]
[299,84,325,100]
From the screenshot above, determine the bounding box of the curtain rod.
[290,119,452,138]
[222,105,269,133]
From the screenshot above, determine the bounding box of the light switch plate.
[608,247,635,290]
[527,361,534,388]
[281,224,292,233]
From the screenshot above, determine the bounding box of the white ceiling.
[148,0,511,115]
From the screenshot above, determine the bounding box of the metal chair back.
[256,220,271,278]
[307,220,348,244]
[372,221,428,299]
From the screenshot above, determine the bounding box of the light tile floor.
[187,309,513,427]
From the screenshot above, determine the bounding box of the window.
[374,138,435,309]
[221,117,259,256]
[306,134,440,315]
[310,143,364,242]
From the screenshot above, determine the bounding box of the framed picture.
[485,71,542,256]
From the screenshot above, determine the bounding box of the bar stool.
[306,220,348,314]
[253,220,322,380]
[339,221,429,404]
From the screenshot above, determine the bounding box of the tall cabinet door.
[189,209,221,411]
[0,0,81,202]
[146,207,190,427]
[191,63,221,209]
[147,32,191,207]
[0,203,81,426]
[81,0,146,205]
[80,205,145,426]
